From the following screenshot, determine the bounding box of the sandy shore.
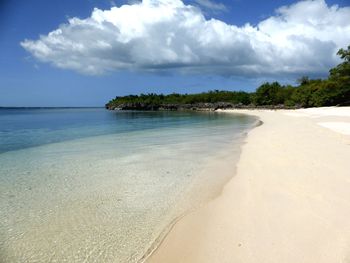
[148,107,350,263]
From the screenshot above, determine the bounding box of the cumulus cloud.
[21,0,350,77]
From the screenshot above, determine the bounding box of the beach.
[149,107,350,263]
[0,109,256,262]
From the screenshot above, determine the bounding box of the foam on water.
[0,109,256,262]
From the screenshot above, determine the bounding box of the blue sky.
[1,0,349,107]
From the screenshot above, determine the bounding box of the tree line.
[106,46,350,109]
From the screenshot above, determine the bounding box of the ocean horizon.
[0,108,257,262]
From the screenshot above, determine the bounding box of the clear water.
[0,108,257,262]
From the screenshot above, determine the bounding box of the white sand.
[284,106,350,118]
[318,122,350,135]
[148,107,350,263]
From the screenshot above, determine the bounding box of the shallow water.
[0,108,256,262]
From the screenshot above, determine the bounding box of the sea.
[0,107,257,262]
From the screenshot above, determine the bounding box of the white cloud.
[194,0,227,12]
[21,0,350,77]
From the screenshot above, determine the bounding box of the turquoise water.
[0,108,256,262]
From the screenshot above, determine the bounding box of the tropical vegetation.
[106,46,350,110]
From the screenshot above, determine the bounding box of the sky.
[0,0,350,107]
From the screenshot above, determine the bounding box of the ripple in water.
[0,109,257,262]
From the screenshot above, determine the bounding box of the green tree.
[298,76,310,86]
[254,82,284,105]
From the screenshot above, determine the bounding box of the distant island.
[106,46,350,111]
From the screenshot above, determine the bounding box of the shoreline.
[148,107,350,263]
[1,110,257,262]
[142,111,261,263]
[139,114,261,263]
